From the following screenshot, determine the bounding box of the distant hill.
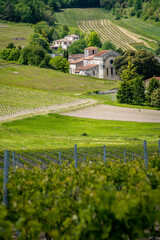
[0,0,159,24]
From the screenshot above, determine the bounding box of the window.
[110,60,113,64]
[92,50,94,54]
[103,64,105,69]
[93,70,95,76]
[107,68,109,75]
[111,67,113,75]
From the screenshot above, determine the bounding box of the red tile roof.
[83,54,95,60]
[70,58,84,64]
[79,64,98,70]
[94,50,109,57]
[145,76,160,82]
[85,47,98,50]
[69,54,84,59]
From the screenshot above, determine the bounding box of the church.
[69,47,120,80]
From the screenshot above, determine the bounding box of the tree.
[49,56,69,73]
[120,60,138,82]
[146,77,160,103]
[87,31,102,48]
[102,40,116,50]
[151,88,160,107]
[19,45,47,67]
[117,60,140,104]
[132,76,145,105]
[117,80,133,104]
[29,33,49,51]
[155,41,160,56]
[68,39,87,54]
[114,50,160,79]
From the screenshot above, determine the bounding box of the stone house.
[51,34,79,50]
[69,47,120,80]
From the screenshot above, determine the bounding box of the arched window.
[107,68,109,75]
[111,67,113,75]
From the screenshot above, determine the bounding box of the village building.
[69,47,120,80]
[51,34,79,50]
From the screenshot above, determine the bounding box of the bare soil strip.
[61,104,160,123]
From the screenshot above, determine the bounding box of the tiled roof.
[79,64,98,70]
[54,38,72,42]
[66,34,79,37]
[83,55,95,60]
[85,47,98,50]
[94,50,109,57]
[70,58,84,64]
[145,77,160,82]
[69,54,84,59]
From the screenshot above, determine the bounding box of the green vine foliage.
[0,156,160,239]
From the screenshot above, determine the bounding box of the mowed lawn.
[0,22,33,50]
[0,65,118,93]
[0,114,159,150]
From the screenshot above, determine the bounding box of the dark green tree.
[132,76,145,105]
[146,77,160,103]
[151,88,160,107]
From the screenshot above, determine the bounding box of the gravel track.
[61,104,160,123]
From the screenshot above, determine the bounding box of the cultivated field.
[115,17,160,41]
[55,8,111,26]
[78,19,136,50]
[0,65,118,119]
[55,8,159,50]
[0,22,33,50]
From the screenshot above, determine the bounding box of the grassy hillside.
[0,65,118,117]
[0,22,33,50]
[114,17,160,41]
[0,65,118,93]
[0,114,159,151]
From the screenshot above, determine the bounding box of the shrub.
[19,45,47,66]
[7,48,21,61]
[146,77,160,103]
[0,49,12,60]
[151,88,160,107]
[49,56,69,73]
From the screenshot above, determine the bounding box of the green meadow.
[0,21,33,50]
[0,114,159,151]
[0,65,118,93]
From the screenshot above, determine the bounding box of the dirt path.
[61,104,160,123]
[0,99,97,122]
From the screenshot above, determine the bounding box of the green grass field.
[0,65,118,93]
[0,21,33,50]
[114,17,160,41]
[0,114,159,151]
[0,65,118,117]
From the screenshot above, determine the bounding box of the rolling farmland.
[55,8,110,26]
[78,19,136,50]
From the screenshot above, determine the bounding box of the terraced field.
[55,8,110,26]
[79,19,136,50]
